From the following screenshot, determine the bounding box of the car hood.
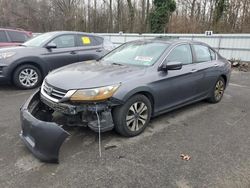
[45,60,147,90]
[0,46,37,53]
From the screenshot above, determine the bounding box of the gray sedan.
[20,39,231,162]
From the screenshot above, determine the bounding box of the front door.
[153,44,203,113]
[42,34,78,70]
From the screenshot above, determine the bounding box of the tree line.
[0,0,249,33]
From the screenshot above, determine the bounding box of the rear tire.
[13,64,42,89]
[113,94,152,137]
[207,76,225,103]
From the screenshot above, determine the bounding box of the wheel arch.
[137,91,154,113]
[221,74,227,85]
[122,89,155,116]
[11,61,45,83]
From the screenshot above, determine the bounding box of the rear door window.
[7,31,28,42]
[76,35,102,47]
[0,31,9,42]
[49,35,76,48]
[166,44,193,65]
[93,36,103,45]
[193,45,212,63]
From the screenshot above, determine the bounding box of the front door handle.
[214,63,219,67]
[190,69,198,73]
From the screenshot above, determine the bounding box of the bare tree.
[53,0,80,30]
[109,0,113,32]
[0,0,249,33]
[127,0,135,32]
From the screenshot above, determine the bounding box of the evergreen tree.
[213,0,229,30]
[150,0,176,33]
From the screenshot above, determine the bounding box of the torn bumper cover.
[20,89,70,163]
[20,89,118,163]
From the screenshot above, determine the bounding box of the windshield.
[23,33,55,47]
[102,41,169,66]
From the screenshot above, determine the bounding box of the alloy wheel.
[19,68,38,87]
[214,80,224,101]
[126,102,148,132]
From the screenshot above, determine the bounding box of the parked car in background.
[19,39,231,162]
[0,28,32,48]
[0,31,114,89]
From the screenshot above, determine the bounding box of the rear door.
[42,34,78,70]
[154,44,202,112]
[76,35,104,61]
[191,44,219,97]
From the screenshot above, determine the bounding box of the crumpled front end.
[20,89,70,163]
[20,88,119,163]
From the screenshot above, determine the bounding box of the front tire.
[13,64,42,89]
[113,94,152,137]
[207,77,225,103]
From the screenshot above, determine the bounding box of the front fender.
[8,56,49,76]
[113,85,155,104]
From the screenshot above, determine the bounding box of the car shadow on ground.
[0,84,212,163]
[58,100,210,162]
[0,83,21,91]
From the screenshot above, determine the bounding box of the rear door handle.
[190,69,198,73]
[214,63,219,67]
[96,48,103,52]
[70,51,77,55]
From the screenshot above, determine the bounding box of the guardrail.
[98,33,250,62]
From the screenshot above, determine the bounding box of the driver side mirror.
[46,43,57,49]
[158,61,183,72]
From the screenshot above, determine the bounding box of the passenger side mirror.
[158,61,183,71]
[46,43,57,49]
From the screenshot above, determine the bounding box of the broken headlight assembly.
[69,84,120,102]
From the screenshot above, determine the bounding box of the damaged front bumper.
[20,89,118,163]
[20,89,70,163]
[40,93,115,132]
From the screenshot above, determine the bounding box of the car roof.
[45,31,104,38]
[130,38,210,46]
[0,28,28,33]
[151,37,208,46]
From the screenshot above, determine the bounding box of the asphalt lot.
[0,71,249,188]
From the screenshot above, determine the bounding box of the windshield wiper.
[96,56,103,61]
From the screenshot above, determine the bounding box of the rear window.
[0,31,8,42]
[7,31,29,43]
[93,36,104,45]
[77,35,103,46]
